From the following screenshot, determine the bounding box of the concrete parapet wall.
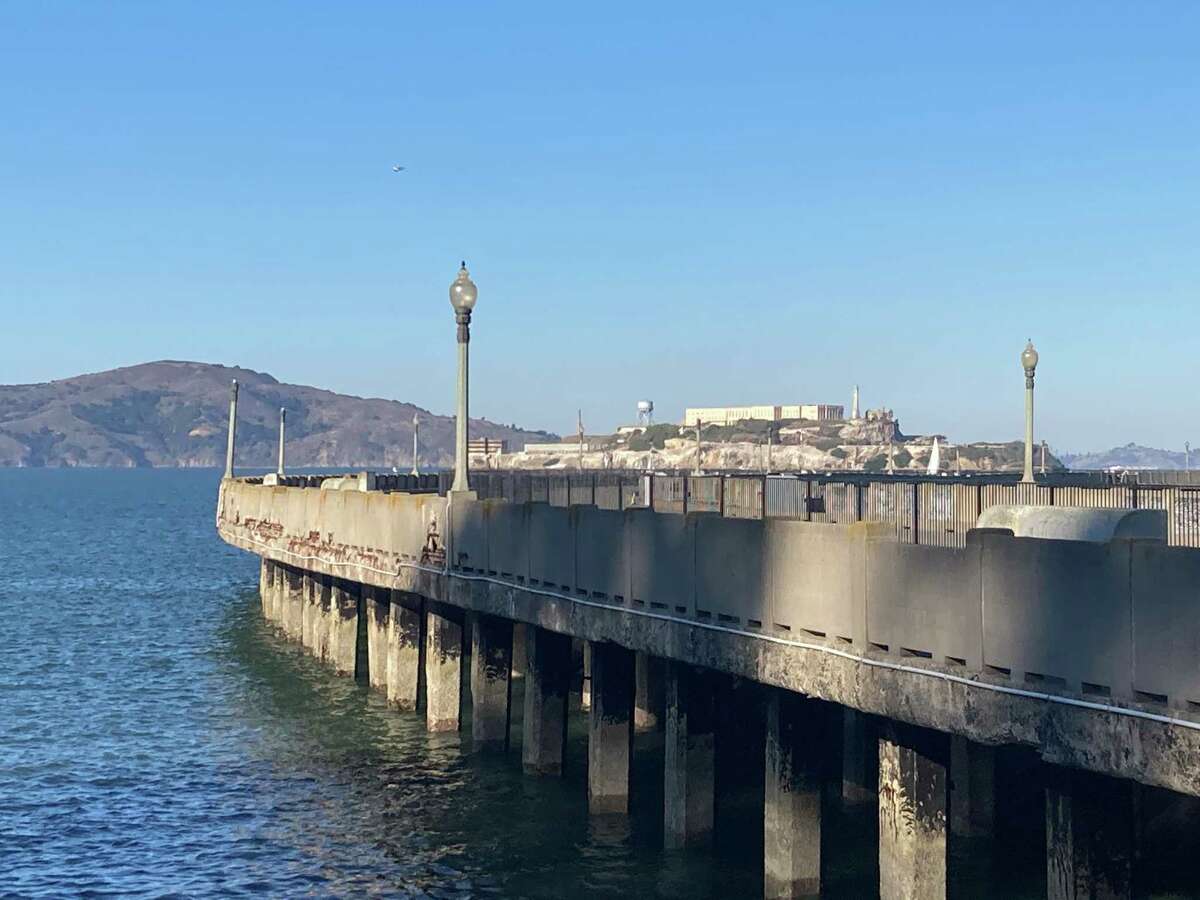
[221,479,1200,795]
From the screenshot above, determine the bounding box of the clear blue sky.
[1,3,1196,451]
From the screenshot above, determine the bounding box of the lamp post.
[695,418,703,474]
[449,262,478,496]
[1021,339,1039,483]
[224,379,238,479]
[411,414,421,476]
[277,407,286,476]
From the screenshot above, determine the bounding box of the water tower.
[637,400,654,427]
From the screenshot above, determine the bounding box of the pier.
[218,469,1200,899]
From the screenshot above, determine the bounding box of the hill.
[1058,443,1188,471]
[0,361,554,468]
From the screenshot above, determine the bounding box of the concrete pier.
[664,662,716,849]
[470,614,513,750]
[283,566,304,641]
[425,607,463,733]
[386,592,423,711]
[764,690,827,900]
[581,641,593,712]
[878,723,949,900]
[949,735,995,839]
[523,626,572,775]
[588,641,635,814]
[365,587,390,691]
[635,651,664,732]
[843,708,876,806]
[1046,769,1134,900]
[327,579,360,677]
[300,570,319,653]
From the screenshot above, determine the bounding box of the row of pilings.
[258,558,1159,900]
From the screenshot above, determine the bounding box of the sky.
[1,3,1197,451]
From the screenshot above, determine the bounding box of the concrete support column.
[312,573,331,662]
[327,579,360,676]
[470,614,513,750]
[364,587,390,692]
[424,608,463,733]
[265,561,284,625]
[764,690,827,899]
[582,641,593,711]
[664,663,716,849]
[588,641,635,814]
[635,651,665,732]
[301,570,322,656]
[283,567,305,641]
[511,622,528,679]
[878,723,949,900]
[522,626,572,775]
[843,708,877,806]
[949,735,995,839]
[569,639,585,711]
[1046,769,1134,900]
[259,558,272,621]
[386,592,423,711]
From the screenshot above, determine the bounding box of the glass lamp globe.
[449,262,478,313]
[1021,339,1038,372]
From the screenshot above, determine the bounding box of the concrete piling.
[878,722,949,900]
[470,614,513,750]
[364,586,390,691]
[1046,769,1134,900]
[635,651,664,732]
[764,690,827,899]
[587,641,635,814]
[843,708,876,806]
[664,662,716,849]
[581,641,593,712]
[523,626,572,775]
[386,592,423,711]
[949,735,995,839]
[327,579,360,676]
[283,567,305,642]
[425,607,463,733]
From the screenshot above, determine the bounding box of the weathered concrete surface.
[764,689,825,899]
[216,481,1200,797]
[588,641,635,814]
[664,662,715,849]
[949,735,995,838]
[365,587,390,691]
[843,708,876,806]
[978,504,1166,543]
[1046,769,1134,900]
[470,614,513,750]
[878,723,948,900]
[327,579,359,676]
[425,607,463,733]
[523,626,571,775]
[386,592,423,711]
[635,651,664,732]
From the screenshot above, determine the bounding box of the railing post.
[719,476,726,517]
[804,479,812,522]
[854,482,863,522]
[761,474,768,520]
[684,475,690,516]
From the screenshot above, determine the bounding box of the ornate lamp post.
[449,262,478,496]
[1021,339,1039,483]
[410,413,421,476]
[224,379,238,479]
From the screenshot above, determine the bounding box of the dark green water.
[3,469,1197,898]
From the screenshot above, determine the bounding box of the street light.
[224,379,238,479]
[449,262,477,496]
[277,407,286,476]
[1021,339,1039,483]
[411,413,421,477]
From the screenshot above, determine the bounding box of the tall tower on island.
[851,385,860,419]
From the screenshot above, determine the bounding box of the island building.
[522,436,608,455]
[682,403,844,426]
[467,438,507,457]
